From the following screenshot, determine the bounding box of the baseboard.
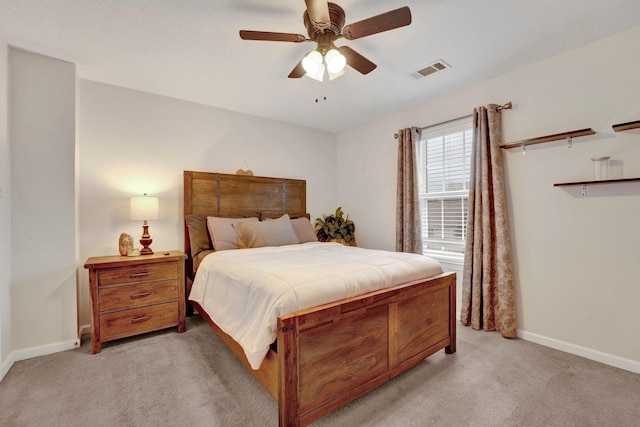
[78,324,91,340]
[1,337,81,383]
[0,351,17,382]
[15,338,81,361]
[0,339,80,381]
[518,329,640,374]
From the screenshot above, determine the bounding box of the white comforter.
[188,242,443,369]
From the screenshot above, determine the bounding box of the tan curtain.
[461,105,517,337]
[396,127,422,254]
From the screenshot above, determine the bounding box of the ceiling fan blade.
[305,0,331,27]
[239,30,305,43]
[342,6,412,40]
[338,46,377,75]
[288,60,306,79]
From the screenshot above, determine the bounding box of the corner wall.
[9,48,78,356]
[337,25,640,371]
[0,40,12,381]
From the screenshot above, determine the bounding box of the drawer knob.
[130,291,151,299]
[131,315,151,324]
[129,271,151,278]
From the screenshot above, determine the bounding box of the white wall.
[77,80,338,328]
[337,25,640,371]
[9,49,79,355]
[0,40,12,380]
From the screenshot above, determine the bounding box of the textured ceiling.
[1,1,639,133]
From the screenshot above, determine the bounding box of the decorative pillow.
[207,216,259,251]
[235,214,300,249]
[185,214,212,257]
[290,216,318,243]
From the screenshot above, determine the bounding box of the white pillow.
[207,216,259,251]
[235,214,299,248]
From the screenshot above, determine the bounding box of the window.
[417,118,473,263]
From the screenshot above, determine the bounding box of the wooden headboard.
[184,170,306,219]
[183,170,306,269]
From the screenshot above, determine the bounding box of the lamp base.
[139,223,154,255]
[139,246,154,255]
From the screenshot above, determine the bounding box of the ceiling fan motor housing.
[303,2,345,39]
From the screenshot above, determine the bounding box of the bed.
[183,170,456,427]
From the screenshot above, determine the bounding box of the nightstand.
[84,251,187,354]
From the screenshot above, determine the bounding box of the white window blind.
[417,118,473,262]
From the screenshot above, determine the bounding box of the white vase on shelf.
[591,156,610,180]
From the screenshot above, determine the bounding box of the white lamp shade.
[305,63,326,81]
[302,50,323,75]
[130,195,159,221]
[325,48,346,73]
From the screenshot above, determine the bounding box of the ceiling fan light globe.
[325,49,346,73]
[302,50,323,74]
[306,64,326,82]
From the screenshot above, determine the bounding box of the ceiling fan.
[239,0,412,81]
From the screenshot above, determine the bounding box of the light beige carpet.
[1,316,638,426]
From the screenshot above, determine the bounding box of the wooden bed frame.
[183,170,456,427]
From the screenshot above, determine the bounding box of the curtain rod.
[413,101,513,134]
[416,114,472,133]
[417,101,513,132]
[394,102,512,139]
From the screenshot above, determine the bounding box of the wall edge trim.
[11,338,80,364]
[518,329,639,374]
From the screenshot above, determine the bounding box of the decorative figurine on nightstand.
[118,233,134,256]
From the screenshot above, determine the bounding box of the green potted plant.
[314,207,356,246]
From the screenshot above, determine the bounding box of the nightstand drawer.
[98,262,178,286]
[98,280,178,312]
[100,302,179,342]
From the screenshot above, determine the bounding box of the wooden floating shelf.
[554,177,640,187]
[501,128,596,150]
[612,120,640,132]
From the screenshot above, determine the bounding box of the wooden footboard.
[277,271,456,426]
[192,271,456,427]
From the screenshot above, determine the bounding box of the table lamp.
[130,194,159,255]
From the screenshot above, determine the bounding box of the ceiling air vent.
[411,59,450,80]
